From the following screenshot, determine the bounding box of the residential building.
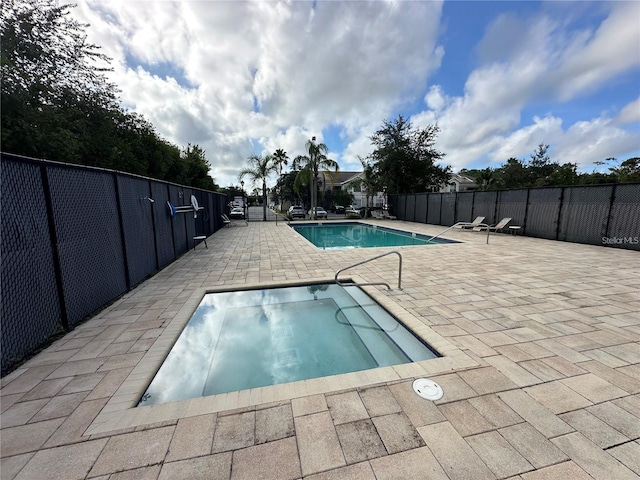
[440,173,477,193]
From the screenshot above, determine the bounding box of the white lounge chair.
[455,216,485,230]
[223,213,248,226]
[473,217,512,233]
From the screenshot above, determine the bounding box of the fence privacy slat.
[1,153,226,373]
[386,185,639,250]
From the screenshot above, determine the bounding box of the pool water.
[138,284,438,406]
[292,222,458,249]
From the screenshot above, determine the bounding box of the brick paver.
[295,411,345,476]
[1,221,639,478]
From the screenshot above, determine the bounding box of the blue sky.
[72,0,639,188]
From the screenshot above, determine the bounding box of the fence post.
[425,194,430,224]
[453,192,458,223]
[523,188,531,234]
[555,187,565,241]
[471,191,476,220]
[403,194,408,220]
[168,184,177,260]
[40,164,69,331]
[149,180,160,271]
[113,174,131,290]
[604,184,617,240]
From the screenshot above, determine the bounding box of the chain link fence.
[1,153,226,374]
[388,184,639,250]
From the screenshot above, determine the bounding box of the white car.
[345,205,360,216]
[308,207,328,219]
[288,206,306,218]
[229,207,245,219]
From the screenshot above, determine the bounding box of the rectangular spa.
[291,222,458,249]
[138,283,439,406]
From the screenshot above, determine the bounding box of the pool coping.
[85,275,478,435]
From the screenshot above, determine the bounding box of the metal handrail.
[335,250,403,290]
[334,305,400,332]
[427,222,491,244]
[274,211,290,225]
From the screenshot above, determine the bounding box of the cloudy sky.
[71,0,640,188]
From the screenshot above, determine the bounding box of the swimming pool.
[138,283,439,406]
[291,222,458,249]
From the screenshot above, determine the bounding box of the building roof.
[449,173,477,186]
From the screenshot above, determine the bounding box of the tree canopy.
[1,0,217,190]
[351,156,383,213]
[460,145,639,190]
[369,115,450,194]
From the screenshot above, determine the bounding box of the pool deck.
[1,220,639,480]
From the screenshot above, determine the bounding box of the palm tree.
[273,149,289,176]
[351,156,381,217]
[273,149,289,208]
[293,138,338,220]
[239,154,278,221]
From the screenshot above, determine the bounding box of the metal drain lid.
[412,378,444,401]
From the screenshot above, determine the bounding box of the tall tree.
[272,148,289,208]
[496,157,530,189]
[610,157,640,183]
[351,156,382,215]
[1,0,116,158]
[181,144,217,190]
[476,168,496,190]
[239,154,278,221]
[1,0,218,191]
[370,115,450,193]
[273,149,289,176]
[293,138,338,219]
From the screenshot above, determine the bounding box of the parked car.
[308,207,328,219]
[229,207,245,219]
[345,205,360,216]
[288,206,306,219]
[332,205,345,214]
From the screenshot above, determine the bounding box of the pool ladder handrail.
[335,250,402,290]
[426,222,491,244]
[274,211,290,225]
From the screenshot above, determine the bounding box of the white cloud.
[490,116,564,162]
[72,0,445,187]
[69,0,639,187]
[411,1,639,173]
[555,117,639,167]
[549,1,640,102]
[616,97,640,125]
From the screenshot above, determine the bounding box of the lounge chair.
[473,217,512,233]
[455,216,485,230]
[223,213,248,226]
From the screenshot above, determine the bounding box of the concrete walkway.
[1,220,639,479]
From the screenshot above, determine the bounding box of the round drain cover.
[412,378,444,401]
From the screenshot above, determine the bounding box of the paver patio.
[1,220,639,479]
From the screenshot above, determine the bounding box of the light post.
[310,136,316,220]
[241,180,246,219]
[383,186,387,211]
